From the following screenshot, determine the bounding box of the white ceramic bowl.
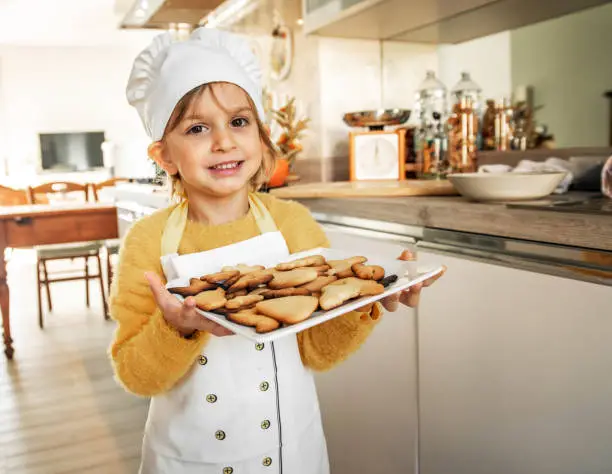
[447,172,567,202]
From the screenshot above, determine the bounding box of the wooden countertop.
[297,195,612,252]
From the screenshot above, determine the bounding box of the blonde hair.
[160,83,277,200]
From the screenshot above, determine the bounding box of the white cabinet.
[315,224,420,474]
[416,248,612,474]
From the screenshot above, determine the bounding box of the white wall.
[0,34,158,187]
[511,3,612,147]
[437,31,512,103]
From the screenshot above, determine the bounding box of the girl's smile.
[208,160,245,176]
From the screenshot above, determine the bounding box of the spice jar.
[448,97,478,173]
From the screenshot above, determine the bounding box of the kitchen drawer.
[4,210,118,248]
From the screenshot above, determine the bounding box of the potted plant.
[267,97,310,188]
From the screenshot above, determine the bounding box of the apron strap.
[248,193,278,234]
[161,193,278,256]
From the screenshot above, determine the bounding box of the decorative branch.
[272,97,310,168]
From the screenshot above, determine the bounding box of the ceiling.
[0,0,158,47]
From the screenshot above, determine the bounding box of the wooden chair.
[90,177,129,202]
[27,181,108,328]
[0,184,29,206]
[0,185,30,263]
[90,178,128,293]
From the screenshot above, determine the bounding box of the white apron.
[139,194,330,474]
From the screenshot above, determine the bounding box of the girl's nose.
[212,127,237,152]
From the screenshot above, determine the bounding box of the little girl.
[110,28,442,474]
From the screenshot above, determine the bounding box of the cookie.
[256,296,319,325]
[222,264,266,275]
[261,287,311,299]
[248,287,271,296]
[352,263,385,281]
[327,256,367,269]
[379,274,398,288]
[299,275,338,293]
[225,294,264,310]
[202,270,241,290]
[327,266,355,279]
[169,278,216,297]
[193,288,227,311]
[311,264,331,275]
[226,309,280,334]
[229,271,274,292]
[226,289,248,299]
[319,277,384,310]
[268,268,319,289]
[276,255,326,271]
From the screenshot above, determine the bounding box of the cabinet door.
[314,225,419,474]
[416,249,612,474]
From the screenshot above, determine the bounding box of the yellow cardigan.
[108,193,382,397]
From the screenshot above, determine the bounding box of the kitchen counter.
[295,194,612,286]
[297,194,612,252]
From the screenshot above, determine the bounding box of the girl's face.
[161,83,264,198]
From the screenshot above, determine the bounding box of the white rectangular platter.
[171,247,444,343]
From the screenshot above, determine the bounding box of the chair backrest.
[90,177,128,202]
[27,181,90,204]
[0,185,29,206]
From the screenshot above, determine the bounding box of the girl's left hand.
[380,250,446,312]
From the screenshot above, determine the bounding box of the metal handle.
[13,217,33,225]
[321,222,417,245]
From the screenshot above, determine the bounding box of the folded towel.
[479,157,573,194]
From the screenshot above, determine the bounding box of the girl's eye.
[231,117,249,128]
[187,125,206,135]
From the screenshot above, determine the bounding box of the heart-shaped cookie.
[268,268,318,290]
[256,296,319,324]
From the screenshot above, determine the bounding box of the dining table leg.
[0,228,13,360]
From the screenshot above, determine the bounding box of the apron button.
[215,430,226,440]
[259,381,270,391]
[206,394,217,403]
[198,355,208,365]
[255,343,265,351]
[261,420,271,430]
[223,468,233,474]
[263,457,273,467]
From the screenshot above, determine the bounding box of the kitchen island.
[288,194,611,474]
[112,184,612,474]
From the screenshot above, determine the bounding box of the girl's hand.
[145,272,234,338]
[380,250,446,312]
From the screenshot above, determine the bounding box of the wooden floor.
[0,250,148,474]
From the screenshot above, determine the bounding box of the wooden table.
[0,203,118,359]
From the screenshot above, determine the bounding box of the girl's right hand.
[145,272,234,338]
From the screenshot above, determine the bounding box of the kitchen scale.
[343,109,411,181]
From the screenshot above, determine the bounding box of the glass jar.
[415,71,449,179]
[415,71,448,127]
[451,72,482,113]
[451,72,482,149]
[416,112,450,180]
[448,97,478,173]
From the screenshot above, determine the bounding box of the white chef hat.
[126,27,264,141]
